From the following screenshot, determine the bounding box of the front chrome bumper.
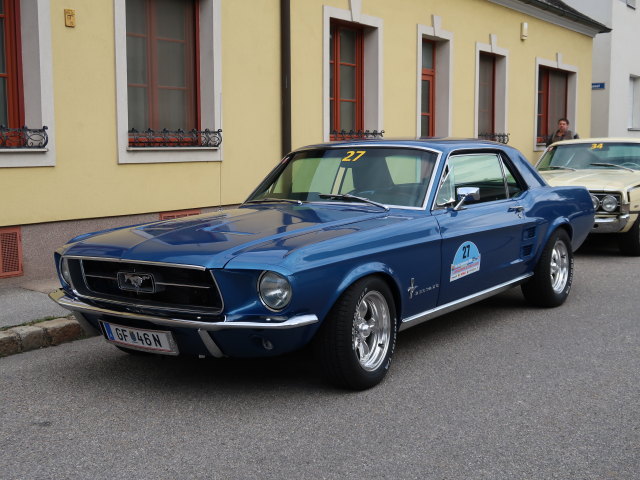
[49,289,319,331]
[592,214,630,233]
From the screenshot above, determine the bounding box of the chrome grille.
[66,258,223,315]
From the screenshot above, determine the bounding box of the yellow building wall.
[1,0,282,228]
[1,0,595,229]
[290,0,594,158]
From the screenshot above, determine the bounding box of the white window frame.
[630,75,640,130]
[533,54,578,151]
[323,5,383,141]
[475,35,508,138]
[0,0,56,168]
[416,16,453,138]
[114,0,222,164]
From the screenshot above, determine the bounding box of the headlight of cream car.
[601,195,618,212]
[258,271,292,311]
[590,194,600,210]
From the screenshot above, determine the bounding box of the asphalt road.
[1,237,638,480]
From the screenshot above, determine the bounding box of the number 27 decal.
[342,151,366,162]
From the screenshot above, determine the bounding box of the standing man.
[546,118,579,146]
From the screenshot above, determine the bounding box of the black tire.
[522,229,574,307]
[618,217,640,256]
[314,276,397,390]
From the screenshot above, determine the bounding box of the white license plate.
[100,321,179,355]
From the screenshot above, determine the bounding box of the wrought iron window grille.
[128,128,223,148]
[0,125,48,149]
[478,132,510,144]
[330,129,385,140]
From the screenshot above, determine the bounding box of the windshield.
[538,142,640,171]
[247,147,438,208]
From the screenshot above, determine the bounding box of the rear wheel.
[314,276,397,390]
[522,229,573,307]
[618,217,640,256]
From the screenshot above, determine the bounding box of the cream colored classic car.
[536,138,640,255]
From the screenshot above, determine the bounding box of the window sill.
[127,146,220,152]
[118,146,222,164]
[0,148,54,168]
[628,128,640,132]
[0,148,48,153]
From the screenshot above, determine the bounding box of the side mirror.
[453,187,480,211]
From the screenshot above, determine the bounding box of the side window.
[435,152,523,206]
[435,165,454,206]
[503,161,524,199]
[451,153,506,203]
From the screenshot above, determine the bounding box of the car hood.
[539,169,640,191]
[62,204,409,270]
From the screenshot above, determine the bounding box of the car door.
[432,151,536,306]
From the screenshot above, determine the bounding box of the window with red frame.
[537,67,568,144]
[126,0,199,140]
[421,40,435,138]
[330,22,363,137]
[0,0,24,129]
[478,52,496,135]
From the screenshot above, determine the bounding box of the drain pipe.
[281,0,292,156]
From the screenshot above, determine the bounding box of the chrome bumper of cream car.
[592,214,630,233]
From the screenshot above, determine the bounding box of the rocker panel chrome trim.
[399,274,533,331]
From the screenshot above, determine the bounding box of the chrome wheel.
[315,276,397,389]
[352,291,391,372]
[522,229,573,308]
[550,238,569,293]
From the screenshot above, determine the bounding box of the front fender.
[287,260,404,330]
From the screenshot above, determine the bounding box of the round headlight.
[590,194,600,211]
[601,195,618,212]
[60,257,72,286]
[258,271,292,311]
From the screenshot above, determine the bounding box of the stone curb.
[0,315,86,357]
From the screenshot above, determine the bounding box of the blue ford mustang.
[50,140,594,389]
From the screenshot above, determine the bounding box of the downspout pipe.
[281,0,292,156]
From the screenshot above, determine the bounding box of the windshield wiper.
[244,197,302,205]
[590,163,635,172]
[318,193,389,211]
[546,165,576,171]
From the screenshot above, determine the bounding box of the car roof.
[550,137,640,147]
[294,138,513,154]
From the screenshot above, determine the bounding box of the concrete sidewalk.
[0,280,70,328]
[0,279,86,357]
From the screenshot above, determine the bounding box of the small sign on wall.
[592,82,606,90]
